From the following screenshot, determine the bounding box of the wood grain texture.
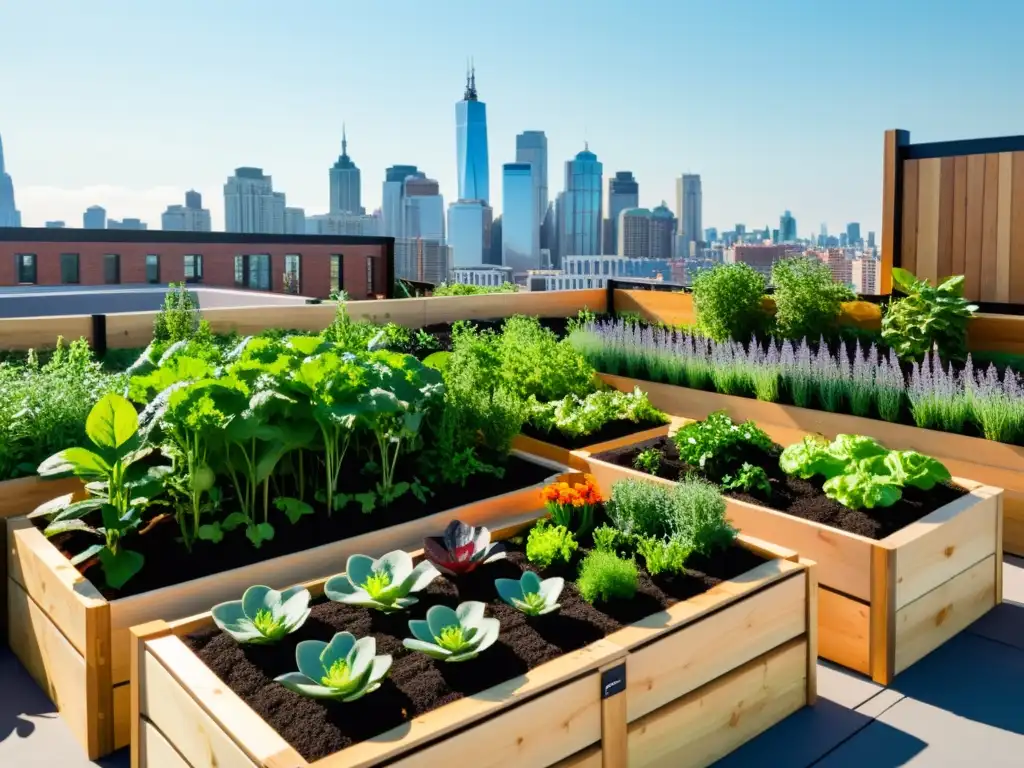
[869,545,897,685]
[601,661,628,768]
[880,129,905,294]
[893,554,997,675]
[937,156,956,280]
[996,153,1014,302]
[140,719,193,768]
[0,314,94,351]
[981,154,1001,302]
[511,424,671,473]
[901,159,920,276]
[1011,152,1024,303]
[818,588,870,676]
[626,639,808,768]
[803,559,818,706]
[952,155,969,277]
[915,157,942,283]
[550,745,602,768]
[964,154,987,300]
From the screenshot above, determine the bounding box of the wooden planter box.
[599,373,1024,557]
[5,453,569,760]
[511,422,672,471]
[131,527,816,768]
[579,442,1003,685]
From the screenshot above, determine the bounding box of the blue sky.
[3,0,1024,234]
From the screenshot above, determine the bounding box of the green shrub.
[605,478,675,539]
[576,550,639,603]
[667,477,736,556]
[498,316,595,402]
[525,520,579,568]
[691,263,768,342]
[882,269,978,362]
[771,256,854,340]
[153,283,201,344]
[527,387,667,439]
[591,524,623,553]
[432,282,519,296]
[672,411,773,481]
[636,536,692,576]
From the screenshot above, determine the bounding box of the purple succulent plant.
[423,521,506,577]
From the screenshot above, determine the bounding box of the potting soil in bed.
[42,456,553,599]
[595,436,969,540]
[520,416,668,450]
[184,541,766,761]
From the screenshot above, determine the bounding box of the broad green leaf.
[246,522,275,548]
[86,394,139,452]
[354,492,377,514]
[99,548,145,590]
[422,351,451,373]
[69,543,105,566]
[51,498,106,524]
[891,267,916,292]
[40,447,111,479]
[274,497,315,525]
[197,524,225,543]
[44,519,99,538]
[28,493,76,519]
[221,512,250,531]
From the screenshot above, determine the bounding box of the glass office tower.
[561,146,603,256]
[501,163,539,277]
[455,66,490,204]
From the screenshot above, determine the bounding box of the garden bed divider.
[575,419,1003,684]
[599,372,1024,558]
[511,422,674,472]
[7,456,574,760]
[130,520,817,768]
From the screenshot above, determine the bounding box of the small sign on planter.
[601,663,626,699]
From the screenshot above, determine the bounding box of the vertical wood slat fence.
[881,129,1024,306]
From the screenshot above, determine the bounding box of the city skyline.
[5,1,1024,234]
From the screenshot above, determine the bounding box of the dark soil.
[41,456,553,599]
[595,436,969,540]
[184,540,766,762]
[520,416,668,450]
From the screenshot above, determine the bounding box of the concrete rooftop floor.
[3,555,1023,768]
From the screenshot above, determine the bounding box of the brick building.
[0,228,395,299]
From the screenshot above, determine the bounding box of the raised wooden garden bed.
[578,435,1003,685]
[6,457,569,760]
[599,373,1024,557]
[131,523,816,768]
[512,422,672,471]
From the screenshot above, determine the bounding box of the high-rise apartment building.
[284,207,306,235]
[852,256,879,294]
[83,205,107,230]
[381,165,424,238]
[501,163,540,277]
[704,227,719,243]
[846,222,862,246]
[162,191,212,232]
[0,133,21,227]
[676,174,702,250]
[224,167,286,234]
[727,244,790,281]
[455,66,489,204]
[401,177,445,241]
[489,214,503,266]
[867,231,876,248]
[515,130,548,244]
[649,203,676,259]
[618,209,651,259]
[108,218,148,230]
[329,125,362,215]
[607,171,639,255]
[447,200,492,268]
[560,145,603,257]
[779,210,797,242]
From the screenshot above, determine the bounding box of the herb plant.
[527,387,667,439]
[403,602,500,662]
[632,447,662,475]
[211,585,311,644]
[591,524,624,552]
[721,462,772,495]
[691,262,769,342]
[673,411,774,480]
[771,256,855,340]
[275,632,392,700]
[576,550,639,603]
[325,551,440,612]
[882,269,978,362]
[495,571,564,616]
[525,520,579,568]
[635,536,692,576]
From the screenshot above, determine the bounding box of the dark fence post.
[605,278,618,318]
[91,314,107,358]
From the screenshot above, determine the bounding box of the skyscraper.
[607,171,639,255]
[224,167,286,234]
[0,133,22,227]
[846,222,862,246]
[284,207,306,235]
[185,190,203,210]
[396,176,447,284]
[779,210,797,243]
[382,165,424,238]
[455,65,490,203]
[649,202,676,259]
[329,125,362,215]
[515,130,548,243]
[447,201,492,268]
[618,209,651,259]
[162,191,212,231]
[501,163,539,277]
[561,145,603,257]
[675,174,702,250]
[83,205,107,229]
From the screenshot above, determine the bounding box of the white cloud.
[18,185,225,230]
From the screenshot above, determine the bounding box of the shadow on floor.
[969,599,1024,652]
[890,632,1024,735]
[0,653,58,743]
[713,698,927,768]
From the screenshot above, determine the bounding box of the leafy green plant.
[403,602,500,662]
[771,256,855,340]
[34,393,170,589]
[525,520,579,568]
[673,411,774,480]
[883,450,952,490]
[275,632,392,700]
[153,283,202,344]
[211,585,311,644]
[495,571,564,616]
[636,536,692,576]
[431,282,519,296]
[528,387,667,439]
[778,436,847,479]
[721,462,772,495]
[822,471,901,510]
[605,478,674,539]
[882,269,978,362]
[497,316,595,402]
[668,477,737,556]
[632,447,662,475]
[592,524,624,552]
[324,551,440,612]
[576,550,639,603]
[691,263,769,342]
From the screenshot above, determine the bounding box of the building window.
[60,253,80,284]
[146,254,160,284]
[283,254,301,295]
[330,254,342,295]
[184,254,203,283]
[16,254,36,284]
[366,257,374,296]
[234,254,270,291]
[104,254,120,284]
